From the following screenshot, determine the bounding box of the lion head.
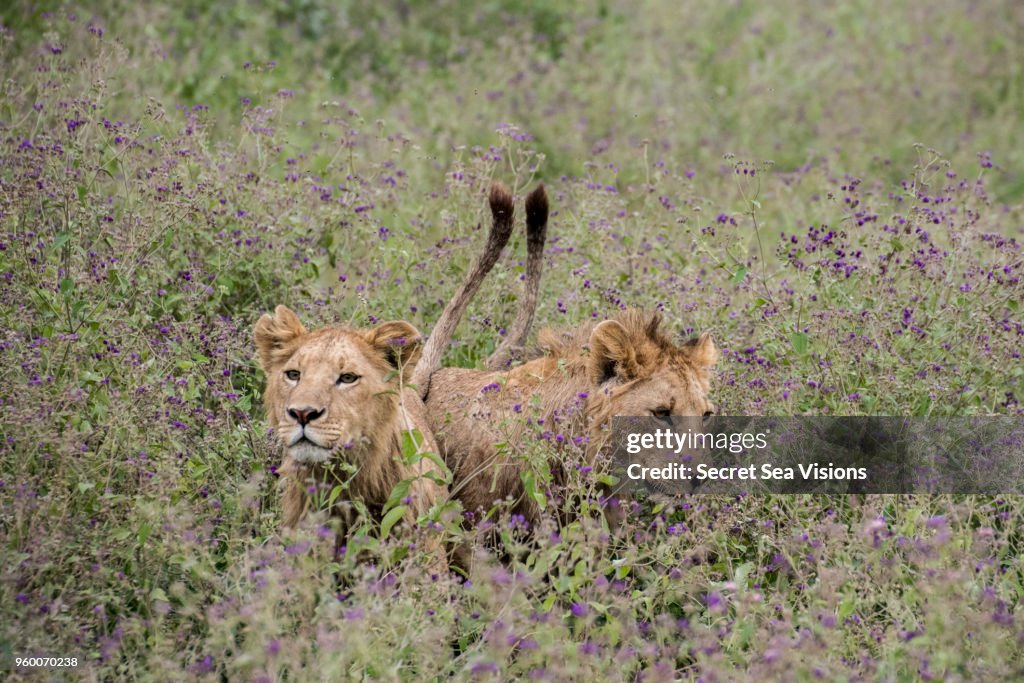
[254,306,446,536]
[254,305,423,465]
[581,310,718,429]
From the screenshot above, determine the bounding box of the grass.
[1,2,1022,680]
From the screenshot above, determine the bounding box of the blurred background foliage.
[3,0,1021,197]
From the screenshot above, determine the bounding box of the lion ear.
[365,320,422,380]
[588,319,640,384]
[254,305,307,371]
[683,331,718,369]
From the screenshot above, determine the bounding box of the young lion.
[411,187,717,524]
[421,309,719,523]
[254,183,520,564]
[408,180,718,524]
[254,306,449,566]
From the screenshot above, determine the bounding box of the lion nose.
[288,406,324,426]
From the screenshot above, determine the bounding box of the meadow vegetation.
[1,1,1022,679]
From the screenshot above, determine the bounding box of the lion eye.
[651,407,671,418]
[337,373,359,385]
[284,370,300,382]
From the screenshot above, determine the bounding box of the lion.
[254,182,521,568]
[254,306,447,561]
[407,182,719,525]
[420,310,719,523]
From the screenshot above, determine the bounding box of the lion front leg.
[278,457,312,529]
[405,479,449,576]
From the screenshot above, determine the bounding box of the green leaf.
[838,596,856,620]
[521,471,546,511]
[52,232,72,251]
[731,266,748,285]
[380,505,407,538]
[150,587,170,603]
[735,619,755,647]
[400,428,424,464]
[137,522,152,547]
[383,479,411,513]
[790,332,808,356]
[422,470,450,486]
[733,561,753,587]
[913,396,931,416]
[327,484,344,508]
[77,481,95,493]
[59,277,75,297]
[420,449,450,476]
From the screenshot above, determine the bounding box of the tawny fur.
[412,182,515,396]
[254,306,446,568]
[424,309,718,522]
